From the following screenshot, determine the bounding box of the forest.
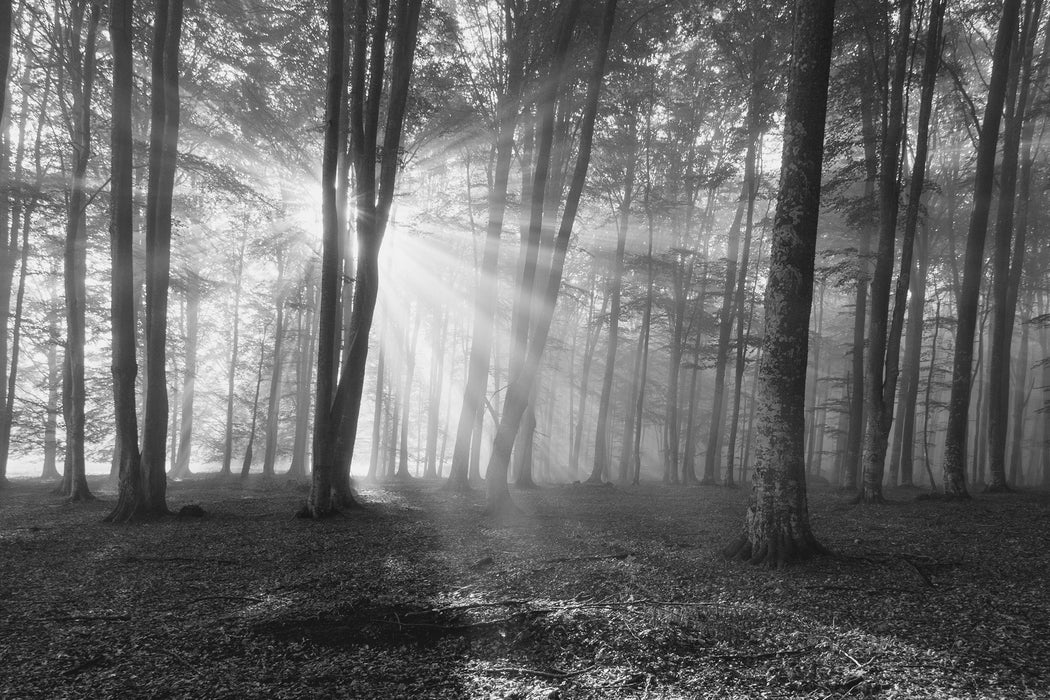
[1,0,1049,697]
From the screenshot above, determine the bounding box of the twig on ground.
[483,664,596,680]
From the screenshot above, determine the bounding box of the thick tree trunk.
[724,0,834,566]
[943,0,1022,497]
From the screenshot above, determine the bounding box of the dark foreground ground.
[1,476,1048,699]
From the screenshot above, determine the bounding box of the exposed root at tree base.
[723,533,830,568]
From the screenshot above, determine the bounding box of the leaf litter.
[1,476,1048,698]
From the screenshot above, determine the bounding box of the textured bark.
[725,0,834,566]
[943,0,1022,497]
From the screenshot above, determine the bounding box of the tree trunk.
[171,270,200,479]
[591,113,636,483]
[943,0,1022,497]
[262,257,287,477]
[448,14,524,489]
[425,312,447,478]
[485,0,616,513]
[724,0,834,566]
[987,0,1042,492]
[241,332,267,478]
[308,0,423,517]
[140,0,184,513]
[106,0,147,521]
[859,0,913,503]
[220,233,247,477]
[705,196,747,485]
[288,276,317,480]
[843,59,880,493]
[61,0,101,503]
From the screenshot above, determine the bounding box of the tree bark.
[724,0,834,566]
[106,0,147,521]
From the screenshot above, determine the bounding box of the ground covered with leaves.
[1,476,1048,699]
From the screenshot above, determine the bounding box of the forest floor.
[1,475,1048,699]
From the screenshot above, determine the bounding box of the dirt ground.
[1,475,1048,699]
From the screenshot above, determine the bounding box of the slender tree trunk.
[844,61,879,492]
[140,0,184,513]
[425,312,447,478]
[106,0,147,521]
[988,0,1042,491]
[705,196,747,484]
[220,233,247,476]
[289,277,317,479]
[368,339,385,480]
[309,0,423,516]
[171,270,200,478]
[860,0,913,503]
[61,0,100,503]
[448,14,524,489]
[485,0,616,512]
[943,0,1022,497]
[262,257,287,477]
[893,219,930,487]
[591,113,636,482]
[396,311,421,479]
[241,332,267,478]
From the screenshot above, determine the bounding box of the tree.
[106,0,146,522]
[305,0,424,517]
[140,0,185,512]
[484,0,619,512]
[60,0,101,502]
[942,0,1023,497]
[724,0,835,565]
